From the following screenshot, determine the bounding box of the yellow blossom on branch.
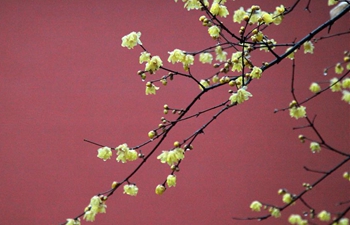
[155,184,166,195]
[233,7,246,23]
[123,184,138,196]
[215,46,227,62]
[145,82,160,95]
[335,63,344,74]
[303,41,315,54]
[249,201,262,211]
[342,78,350,88]
[208,25,220,39]
[270,207,281,218]
[115,143,138,163]
[199,52,213,64]
[330,77,342,92]
[168,49,185,64]
[66,219,81,225]
[342,90,350,104]
[145,56,163,73]
[310,142,321,153]
[97,146,112,161]
[121,31,142,49]
[166,175,177,187]
[157,147,185,166]
[317,210,331,221]
[309,82,321,93]
[229,87,253,105]
[139,51,151,64]
[288,214,302,224]
[250,66,262,79]
[289,102,306,119]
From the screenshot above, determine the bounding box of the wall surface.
[0,1,349,224]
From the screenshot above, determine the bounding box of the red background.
[1,1,349,224]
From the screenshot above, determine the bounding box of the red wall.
[1,1,349,224]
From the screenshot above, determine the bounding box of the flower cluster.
[157,147,185,166]
[115,143,138,163]
[83,196,107,222]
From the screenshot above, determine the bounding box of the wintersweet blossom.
[270,207,281,218]
[210,2,229,17]
[115,143,138,163]
[66,219,81,225]
[208,25,220,39]
[310,142,321,153]
[288,214,302,224]
[123,184,138,196]
[145,82,160,95]
[89,195,102,213]
[317,210,331,221]
[139,51,151,64]
[342,78,350,88]
[343,172,350,181]
[328,0,337,6]
[335,63,344,74]
[199,79,210,90]
[166,175,177,187]
[182,54,194,71]
[183,0,207,11]
[336,218,349,225]
[233,7,246,23]
[273,5,285,25]
[330,77,342,92]
[286,47,297,60]
[97,147,112,161]
[199,52,213,64]
[145,56,163,73]
[250,201,262,211]
[282,193,293,204]
[303,41,314,54]
[309,82,321,93]
[250,66,262,79]
[289,104,306,119]
[121,31,142,49]
[157,147,185,166]
[261,12,273,24]
[215,46,227,62]
[83,211,96,222]
[229,87,253,105]
[342,90,350,104]
[155,184,166,195]
[168,49,185,64]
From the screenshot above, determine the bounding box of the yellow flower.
[250,66,262,79]
[199,79,210,90]
[288,214,302,224]
[199,52,213,64]
[145,56,163,73]
[182,54,194,71]
[229,87,253,105]
[249,201,262,212]
[89,196,102,213]
[303,41,314,54]
[328,0,337,6]
[139,51,151,64]
[271,207,281,218]
[330,77,342,92]
[166,175,177,187]
[309,82,321,93]
[155,184,166,195]
[208,25,220,39]
[83,211,96,222]
[210,3,229,18]
[168,49,185,64]
[289,105,306,119]
[115,143,138,163]
[342,78,350,88]
[66,219,81,225]
[282,193,293,204]
[337,218,349,225]
[123,184,138,196]
[121,31,142,49]
[317,210,331,221]
[215,46,227,62]
[310,142,321,153]
[343,172,350,181]
[97,146,112,161]
[342,90,350,104]
[233,7,246,23]
[157,147,185,166]
[273,5,285,25]
[335,63,344,74]
[261,12,273,24]
[145,82,160,95]
[184,0,204,11]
